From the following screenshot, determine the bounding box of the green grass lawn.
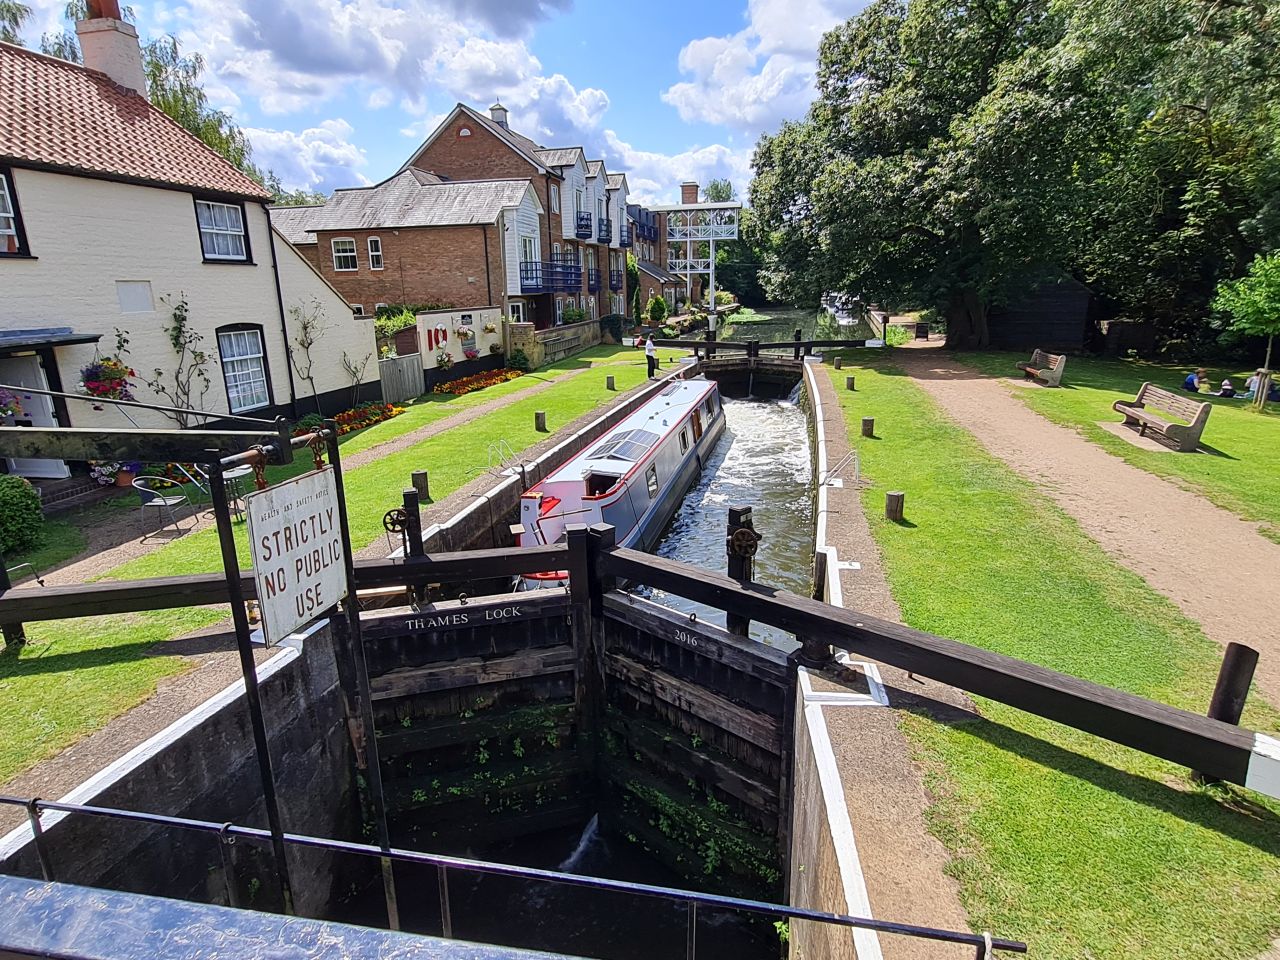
[0,345,673,785]
[827,356,1280,960]
[963,352,1280,539]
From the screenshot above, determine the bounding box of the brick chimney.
[489,101,510,129]
[76,0,148,99]
[680,181,699,204]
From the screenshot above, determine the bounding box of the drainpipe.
[265,209,300,419]
[481,224,493,306]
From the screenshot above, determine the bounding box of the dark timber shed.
[987,277,1093,352]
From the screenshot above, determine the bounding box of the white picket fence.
[378,353,425,403]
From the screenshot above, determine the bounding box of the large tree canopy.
[751,0,1280,351]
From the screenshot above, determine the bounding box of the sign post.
[246,469,348,646]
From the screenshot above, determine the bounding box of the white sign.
[245,468,348,645]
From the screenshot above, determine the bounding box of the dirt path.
[811,367,977,959]
[896,344,1280,709]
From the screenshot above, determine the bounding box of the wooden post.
[0,561,25,650]
[401,489,424,558]
[796,551,833,668]
[706,328,716,361]
[606,375,616,391]
[535,410,548,432]
[885,491,905,523]
[862,417,875,438]
[793,328,802,361]
[725,506,758,636]
[1192,642,1259,782]
[833,357,843,370]
[411,469,431,503]
[846,375,856,391]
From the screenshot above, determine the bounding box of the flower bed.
[292,402,406,438]
[432,369,523,396]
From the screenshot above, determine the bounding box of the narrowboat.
[516,377,726,587]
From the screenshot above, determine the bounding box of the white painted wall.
[503,188,544,297]
[561,156,588,241]
[415,307,503,370]
[2,168,377,429]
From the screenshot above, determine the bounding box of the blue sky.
[18,0,866,204]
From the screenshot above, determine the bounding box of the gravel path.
[896,343,1280,709]
[811,366,977,959]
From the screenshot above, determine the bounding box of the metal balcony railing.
[550,255,582,292]
[574,211,592,238]
[587,268,602,292]
[519,260,546,294]
[619,225,632,247]
[597,217,612,243]
[609,269,623,290]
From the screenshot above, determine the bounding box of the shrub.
[646,295,669,325]
[600,313,625,344]
[0,475,43,555]
[561,306,587,324]
[293,412,325,433]
[713,290,735,307]
[373,309,417,341]
[885,324,912,346]
[508,348,532,372]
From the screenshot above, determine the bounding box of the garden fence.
[379,353,425,403]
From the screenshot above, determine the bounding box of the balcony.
[519,261,546,294]
[587,268,602,292]
[574,211,592,239]
[609,269,623,290]
[619,225,632,247]
[597,218,612,243]
[549,255,582,292]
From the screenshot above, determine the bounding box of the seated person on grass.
[1215,379,1237,398]
[1183,368,1209,393]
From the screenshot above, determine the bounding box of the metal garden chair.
[132,475,196,535]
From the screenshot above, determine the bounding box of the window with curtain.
[216,327,270,412]
[195,200,247,260]
[0,171,27,256]
[332,238,358,271]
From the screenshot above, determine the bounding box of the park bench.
[1112,382,1211,452]
[1015,348,1066,387]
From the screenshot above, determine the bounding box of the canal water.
[647,392,814,649]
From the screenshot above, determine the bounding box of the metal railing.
[609,269,624,290]
[597,217,612,243]
[519,260,546,294]
[574,211,592,238]
[586,268,601,291]
[0,794,1026,958]
[619,225,632,247]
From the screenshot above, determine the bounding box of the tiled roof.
[303,170,531,231]
[606,173,626,190]
[586,160,604,178]
[637,260,681,284]
[537,148,583,169]
[0,41,270,200]
[268,204,324,244]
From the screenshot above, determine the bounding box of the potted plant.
[115,460,142,487]
[79,356,136,410]
[436,350,454,370]
[464,347,480,360]
[482,323,498,334]
[0,388,23,420]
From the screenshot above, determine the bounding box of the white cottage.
[0,13,378,480]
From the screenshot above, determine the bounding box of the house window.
[575,190,584,213]
[351,304,364,316]
[332,238,358,271]
[368,237,384,270]
[0,170,30,257]
[195,200,248,261]
[216,326,271,413]
[552,242,561,258]
[555,299,563,324]
[550,183,560,213]
[588,297,596,320]
[645,464,658,499]
[509,302,525,322]
[520,235,537,263]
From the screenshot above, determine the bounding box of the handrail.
[0,794,1027,955]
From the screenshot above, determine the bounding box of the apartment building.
[281,103,632,330]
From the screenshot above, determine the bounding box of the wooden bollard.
[535,410,548,432]
[846,375,856,391]
[862,416,875,438]
[1192,642,1259,783]
[885,491,905,523]
[834,357,843,370]
[411,469,431,503]
[606,375,616,391]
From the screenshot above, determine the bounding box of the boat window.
[588,428,660,462]
[660,383,681,397]
[679,429,689,454]
[645,464,659,499]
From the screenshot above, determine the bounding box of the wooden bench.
[1112,382,1211,452]
[1015,348,1066,387]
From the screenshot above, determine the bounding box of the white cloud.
[245,119,371,193]
[662,0,866,134]
[600,131,753,206]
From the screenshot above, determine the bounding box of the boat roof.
[537,378,717,486]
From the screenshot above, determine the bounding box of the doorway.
[0,354,69,478]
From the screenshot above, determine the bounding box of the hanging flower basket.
[482,323,498,334]
[436,350,455,370]
[463,347,480,360]
[0,388,23,419]
[79,356,136,410]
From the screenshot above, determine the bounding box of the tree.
[1,0,30,44]
[288,300,330,412]
[630,275,645,321]
[1213,252,1280,407]
[646,295,669,326]
[625,253,640,309]
[261,170,328,206]
[703,179,736,203]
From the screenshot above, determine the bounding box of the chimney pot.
[76,3,147,99]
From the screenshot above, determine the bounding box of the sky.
[16,0,867,205]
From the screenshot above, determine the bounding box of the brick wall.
[293,243,321,272]
[311,225,503,310]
